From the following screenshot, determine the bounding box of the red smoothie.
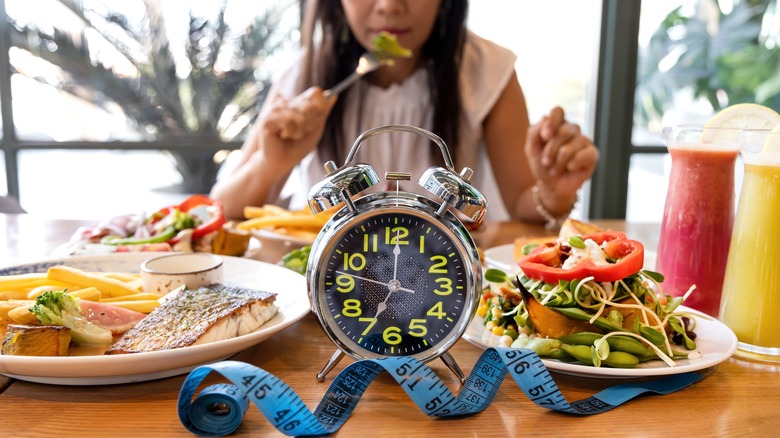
[655,146,738,316]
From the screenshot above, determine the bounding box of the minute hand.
[335,271,415,294]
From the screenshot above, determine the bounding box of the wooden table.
[1,214,778,437]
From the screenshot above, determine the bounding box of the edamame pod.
[557,332,648,357]
[557,332,602,345]
[602,351,640,368]
[511,336,563,356]
[547,349,576,362]
[560,344,640,368]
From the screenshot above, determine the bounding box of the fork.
[323,52,383,98]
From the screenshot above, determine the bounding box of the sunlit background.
[2,0,778,222]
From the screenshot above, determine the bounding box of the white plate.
[463,306,737,379]
[484,243,658,273]
[0,253,310,385]
[50,238,263,260]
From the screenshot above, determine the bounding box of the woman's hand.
[210,87,336,219]
[258,86,336,171]
[524,106,599,213]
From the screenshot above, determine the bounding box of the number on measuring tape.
[177,348,704,436]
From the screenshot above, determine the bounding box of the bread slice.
[559,218,605,238]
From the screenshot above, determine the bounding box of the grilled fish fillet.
[105,284,278,354]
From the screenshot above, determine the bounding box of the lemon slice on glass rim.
[701,103,780,144]
[763,124,780,153]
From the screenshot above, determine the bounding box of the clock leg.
[440,352,466,385]
[316,350,346,382]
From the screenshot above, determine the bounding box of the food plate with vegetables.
[0,253,310,385]
[55,195,254,258]
[464,307,737,379]
[467,231,737,378]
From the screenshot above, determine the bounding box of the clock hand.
[335,271,415,294]
[374,297,390,319]
[392,231,400,282]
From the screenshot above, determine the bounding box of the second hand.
[335,271,415,294]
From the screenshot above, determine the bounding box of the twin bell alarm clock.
[305,124,487,383]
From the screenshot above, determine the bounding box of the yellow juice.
[719,162,780,357]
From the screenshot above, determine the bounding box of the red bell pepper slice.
[177,195,226,239]
[518,231,644,283]
[146,195,226,241]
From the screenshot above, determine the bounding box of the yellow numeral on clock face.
[408,318,427,337]
[342,299,362,317]
[426,301,446,319]
[429,255,447,274]
[363,233,378,252]
[359,317,377,335]
[385,227,409,245]
[336,274,354,293]
[383,326,402,345]
[433,277,452,296]
[343,253,366,271]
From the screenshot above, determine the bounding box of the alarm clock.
[306,125,487,383]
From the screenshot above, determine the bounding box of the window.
[1,0,300,218]
[8,1,764,222]
[468,0,602,219]
[624,0,779,222]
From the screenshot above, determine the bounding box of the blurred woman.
[211,0,598,227]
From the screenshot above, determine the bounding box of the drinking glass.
[655,126,740,316]
[719,129,780,362]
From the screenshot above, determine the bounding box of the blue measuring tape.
[178,347,704,436]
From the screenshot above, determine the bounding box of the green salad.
[479,233,703,368]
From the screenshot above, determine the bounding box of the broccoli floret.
[29,290,112,344]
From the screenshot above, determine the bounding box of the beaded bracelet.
[532,183,575,230]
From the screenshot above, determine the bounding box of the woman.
[211,0,599,227]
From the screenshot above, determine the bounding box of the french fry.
[238,205,336,241]
[0,273,53,292]
[0,300,34,320]
[236,214,329,231]
[46,265,140,297]
[68,287,102,302]
[100,293,162,303]
[106,300,160,313]
[124,280,143,291]
[1,290,29,300]
[8,305,40,324]
[243,204,292,219]
[101,272,142,282]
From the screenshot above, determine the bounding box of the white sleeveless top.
[273,31,517,220]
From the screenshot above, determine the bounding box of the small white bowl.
[140,253,224,294]
[249,229,315,263]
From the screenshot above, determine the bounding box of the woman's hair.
[299,0,469,166]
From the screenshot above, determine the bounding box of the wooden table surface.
[1,214,777,437]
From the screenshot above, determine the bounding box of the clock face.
[311,207,476,360]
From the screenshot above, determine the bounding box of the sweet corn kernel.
[491,325,505,336]
[476,304,488,318]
